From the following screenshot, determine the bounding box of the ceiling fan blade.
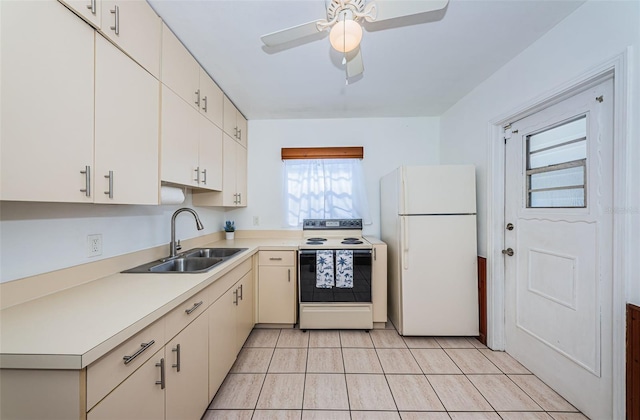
[364,0,449,22]
[346,47,364,78]
[261,20,328,47]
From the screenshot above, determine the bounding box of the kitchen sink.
[184,248,245,259]
[148,257,224,273]
[122,248,248,274]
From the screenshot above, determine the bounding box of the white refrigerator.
[380,165,478,336]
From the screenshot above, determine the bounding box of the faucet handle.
[176,239,182,251]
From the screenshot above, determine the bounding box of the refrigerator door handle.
[402,217,409,270]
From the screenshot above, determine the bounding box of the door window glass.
[526,115,587,208]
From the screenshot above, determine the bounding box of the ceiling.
[147,0,585,120]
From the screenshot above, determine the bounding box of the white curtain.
[283,159,371,227]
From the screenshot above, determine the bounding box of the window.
[283,158,371,227]
[526,115,587,208]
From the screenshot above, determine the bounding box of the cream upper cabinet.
[161,86,200,187]
[1,0,94,203]
[199,69,224,127]
[258,251,297,324]
[161,23,200,110]
[161,24,224,126]
[100,0,161,78]
[94,35,159,205]
[223,95,247,147]
[165,313,209,420]
[198,118,224,191]
[59,0,102,27]
[192,133,246,207]
[161,86,223,191]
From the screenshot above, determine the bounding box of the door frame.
[486,50,632,419]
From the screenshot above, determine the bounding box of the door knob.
[506,223,514,231]
[502,248,514,256]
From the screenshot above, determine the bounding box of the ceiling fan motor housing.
[327,0,366,21]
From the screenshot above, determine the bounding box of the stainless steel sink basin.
[184,248,245,259]
[149,257,224,273]
[122,248,248,274]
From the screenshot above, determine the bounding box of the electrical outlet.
[253,216,260,226]
[87,234,102,257]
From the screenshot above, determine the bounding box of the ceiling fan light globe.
[329,19,362,53]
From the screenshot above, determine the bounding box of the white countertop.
[0,238,299,370]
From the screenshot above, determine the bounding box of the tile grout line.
[251,328,281,414]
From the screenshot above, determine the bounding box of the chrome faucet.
[170,208,204,258]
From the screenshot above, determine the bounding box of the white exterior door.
[504,78,613,419]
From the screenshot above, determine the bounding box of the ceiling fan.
[260,0,449,81]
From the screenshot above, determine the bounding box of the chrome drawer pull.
[155,358,165,389]
[288,268,291,282]
[104,170,113,199]
[185,301,203,315]
[110,5,119,35]
[122,340,155,365]
[269,257,283,261]
[80,166,91,197]
[238,284,243,301]
[172,344,181,372]
[86,0,96,15]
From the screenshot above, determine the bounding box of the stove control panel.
[302,219,363,230]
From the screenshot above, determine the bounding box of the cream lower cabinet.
[87,348,165,420]
[370,240,388,325]
[258,251,297,324]
[165,313,209,420]
[235,272,254,351]
[208,270,255,399]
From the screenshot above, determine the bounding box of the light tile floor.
[202,327,588,420]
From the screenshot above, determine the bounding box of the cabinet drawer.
[165,288,209,340]
[259,251,295,266]
[87,319,165,410]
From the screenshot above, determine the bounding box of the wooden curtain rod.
[281,146,364,160]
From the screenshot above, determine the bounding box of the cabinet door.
[236,113,248,148]
[161,86,200,187]
[59,0,102,27]
[198,118,223,191]
[166,314,209,420]
[221,134,238,205]
[100,0,161,78]
[222,95,238,138]
[208,286,238,400]
[236,273,255,351]
[87,349,165,420]
[199,69,223,127]
[258,266,296,324]
[371,243,388,324]
[94,35,159,204]
[1,0,94,203]
[236,144,248,207]
[161,23,200,109]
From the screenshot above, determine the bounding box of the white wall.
[439,0,640,304]
[0,195,225,282]
[226,117,440,237]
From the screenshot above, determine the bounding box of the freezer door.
[400,214,478,336]
[401,165,476,215]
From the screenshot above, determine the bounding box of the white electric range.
[298,219,373,330]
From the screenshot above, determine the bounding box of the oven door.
[298,249,372,303]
